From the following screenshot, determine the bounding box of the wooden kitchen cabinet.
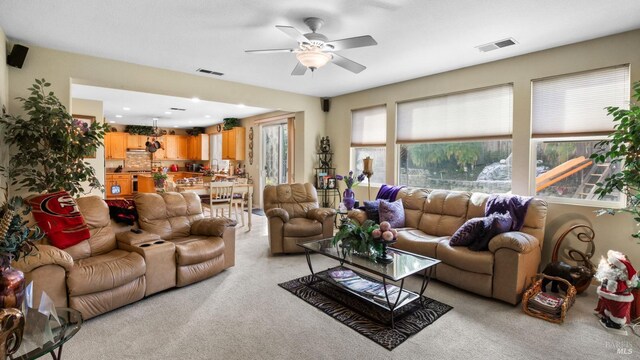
[105,133,127,160]
[127,134,147,150]
[187,134,209,161]
[222,127,245,160]
[106,174,132,198]
[162,135,189,160]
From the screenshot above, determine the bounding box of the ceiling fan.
[245,17,377,75]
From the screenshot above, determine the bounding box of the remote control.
[130,228,143,234]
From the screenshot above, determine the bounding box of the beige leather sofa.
[264,183,336,254]
[349,188,548,305]
[14,192,236,319]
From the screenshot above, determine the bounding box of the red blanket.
[29,191,90,249]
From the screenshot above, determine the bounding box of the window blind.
[351,105,387,147]
[396,84,513,143]
[532,65,630,138]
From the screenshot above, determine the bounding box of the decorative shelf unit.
[315,136,341,208]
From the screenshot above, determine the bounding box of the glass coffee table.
[299,238,440,328]
[11,308,83,360]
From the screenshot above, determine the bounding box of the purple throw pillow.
[363,200,381,224]
[449,217,486,246]
[378,199,405,228]
[469,213,514,251]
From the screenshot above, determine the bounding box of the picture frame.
[317,175,326,189]
[327,178,336,189]
[72,114,96,158]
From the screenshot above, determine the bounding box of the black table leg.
[418,267,434,307]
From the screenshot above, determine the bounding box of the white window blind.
[532,65,630,138]
[396,84,513,143]
[351,105,387,147]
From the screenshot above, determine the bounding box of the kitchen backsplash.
[126,151,153,170]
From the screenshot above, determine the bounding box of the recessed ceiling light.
[237,104,245,108]
[115,115,123,118]
[109,121,116,124]
[165,111,172,115]
[205,115,211,118]
[188,121,193,124]
[174,125,179,128]
[123,107,130,111]
[191,97,200,103]
[152,117,159,121]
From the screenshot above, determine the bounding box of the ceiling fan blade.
[325,35,377,51]
[331,53,366,74]
[245,48,295,54]
[276,25,309,43]
[291,62,307,76]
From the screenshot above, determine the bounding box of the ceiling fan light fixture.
[295,47,332,71]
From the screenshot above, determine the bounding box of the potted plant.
[335,171,365,210]
[0,196,43,308]
[223,118,240,130]
[0,79,110,196]
[152,172,168,192]
[332,219,382,258]
[591,81,640,241]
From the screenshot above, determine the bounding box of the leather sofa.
[264,183,336,254]
[349,188,548,305]
[13,192,236,319]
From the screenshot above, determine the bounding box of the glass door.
[262,123,288,186]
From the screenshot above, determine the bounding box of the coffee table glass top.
[12,307,83,360]
[299,238,440,281]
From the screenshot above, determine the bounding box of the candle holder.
[362,156,374,200]
[373,237,396,264]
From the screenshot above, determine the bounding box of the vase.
[343,188,355,210]
[0,265,25,309]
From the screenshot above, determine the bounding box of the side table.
[11,308,83,360]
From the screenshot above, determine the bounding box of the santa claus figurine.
[594,250,639,335]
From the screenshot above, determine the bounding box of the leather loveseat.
[349,188,548,305]
[264,183,336,254]
[14,192,236,319]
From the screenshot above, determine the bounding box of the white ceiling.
[72,84,272,127]
[2,0,640,97]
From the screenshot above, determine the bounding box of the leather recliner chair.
[263,183,336,254]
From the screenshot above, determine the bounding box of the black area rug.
[279,273,452,350]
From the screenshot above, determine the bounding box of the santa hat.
[607,250,637,285]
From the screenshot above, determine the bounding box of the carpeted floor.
[61,215,639,359]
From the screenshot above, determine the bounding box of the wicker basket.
[522,274,576,324]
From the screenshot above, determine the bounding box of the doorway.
[262,122,289,186]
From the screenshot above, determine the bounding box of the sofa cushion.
[135,192,205,240]
[437,239,494,275]
[417,190,470,237]
[170,236,225,266]
[363,200,381,224]
[379,199,405,228]
[284,218,323,237]
[263,183,319,219]
[394,229,448,258]
[67,249,146,296]
[468,213,513,251]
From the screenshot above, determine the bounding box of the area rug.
[245,208,265,216]
[279,274,452,350]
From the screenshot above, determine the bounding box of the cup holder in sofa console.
[139,244,152,248]
[153,241,165,245]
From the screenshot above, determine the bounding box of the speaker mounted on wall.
[7,44,29,69]
[321,97,330,113]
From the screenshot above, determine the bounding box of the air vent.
[170,107,187,111]
[475,37,518,52]
[196,68,224,76]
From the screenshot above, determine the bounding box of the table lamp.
[362,156,374,200]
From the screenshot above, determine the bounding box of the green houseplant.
[223,118,240,130]
[591,81,640,241]
[332,219,382,258]
[0,79,110,196]
[125,125,154,136]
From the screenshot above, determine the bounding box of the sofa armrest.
[266,208,289,223]
[12,244,74,273]
[347,209,367,225]
[191,217,237,237]
[488,231,540,254]
[307,208,336,222]
[116,230,161,247]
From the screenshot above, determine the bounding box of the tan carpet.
[61,215,639,359]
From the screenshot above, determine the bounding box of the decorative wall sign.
[249,127,254,165]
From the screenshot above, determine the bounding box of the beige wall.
[327,29,640,266]
[0,27,8,204]
[6,45,325,196]
[71,98,105,196]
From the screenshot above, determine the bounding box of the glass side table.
[11,308,83,360]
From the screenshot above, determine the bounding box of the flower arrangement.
[335,171,366,189]
[152,172,168,189]
[332,219,383,258]
[0,196,43,268]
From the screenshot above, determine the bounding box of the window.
[397,84,513,192]
[532,66,629,205]
[351,105,386,184]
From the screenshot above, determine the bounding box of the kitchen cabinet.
[162,135,189,160]
[127,134,147,150]
[105,133,127,160]
[106,174,132,198]
[222,127,245,161]
[187,134,210,161]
